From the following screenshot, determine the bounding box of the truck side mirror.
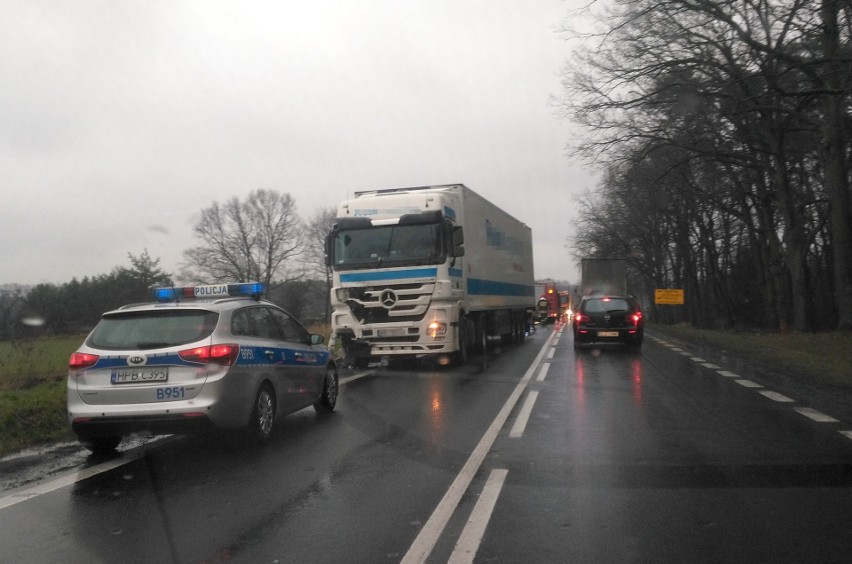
[324,233,333,267]
[452,226,465,257]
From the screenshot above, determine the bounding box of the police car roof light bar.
[152,283,265,302]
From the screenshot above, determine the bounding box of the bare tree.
[182,190,305,288]
[559,0,851,331]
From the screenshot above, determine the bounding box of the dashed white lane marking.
[340,371,373,384]
[794,407,840,423]
[401,329,555,564]
[759,391,796,403]
[536,363,550,383]
[546,348,555,359]
[656,337,848,432]
[735,379,763,388]
[509,391,539,438]
[448,469,509,564]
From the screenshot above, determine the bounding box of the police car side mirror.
[311,334,325,346]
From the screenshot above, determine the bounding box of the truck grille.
[344,283,434,323]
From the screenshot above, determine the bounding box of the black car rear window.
[583,298,630,313]
[86,309,219,350]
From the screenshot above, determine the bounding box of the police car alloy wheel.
[251,384,276,441]
[314,365,338,413]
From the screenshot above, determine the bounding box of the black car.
[573,295,643,349]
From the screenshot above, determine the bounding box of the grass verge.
[0,379,75,455]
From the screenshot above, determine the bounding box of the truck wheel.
[514,312,526,343]
[453,316,470,365]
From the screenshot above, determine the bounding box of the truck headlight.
[427,321,447,338]
[335,288,350,302]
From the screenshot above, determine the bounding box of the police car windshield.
[87,310,219,350]
[333,223,442,268]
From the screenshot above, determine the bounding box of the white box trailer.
[580,258,628,297]
[325,184,534,366]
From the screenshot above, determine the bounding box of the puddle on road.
[0,436,165,493]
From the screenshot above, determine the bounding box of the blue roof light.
[151,282,266,302]
[152,287,179,301]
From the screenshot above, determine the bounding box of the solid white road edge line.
[0,454,137,511]
[2,370,372,511]
[400,330,556,564]
[447,468,509,564]
[509,391,539,438]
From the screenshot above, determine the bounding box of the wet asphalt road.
[2,324,852,563]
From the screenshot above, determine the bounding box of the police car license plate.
[111,368,169,384]
[597,331,619,337]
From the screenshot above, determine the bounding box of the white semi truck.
[325,184,534,367]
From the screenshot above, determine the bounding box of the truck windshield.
[333,223,443,269]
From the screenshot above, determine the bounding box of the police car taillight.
[69,352,99,370]
[152,283,265,301]
[179,344,239,366]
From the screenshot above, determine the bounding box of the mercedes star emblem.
[380,290,398,308]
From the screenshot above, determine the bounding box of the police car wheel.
[314,365,338,413]
[250,384,276,441]
[79,435,121,454]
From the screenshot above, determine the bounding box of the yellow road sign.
[655,289,684,305]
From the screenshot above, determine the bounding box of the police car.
[67,283,338,453]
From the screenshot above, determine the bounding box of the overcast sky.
[2,0,600,287]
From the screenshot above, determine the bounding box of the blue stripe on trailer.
[468,278,535,297]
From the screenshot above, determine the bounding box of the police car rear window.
[86,310,219,350]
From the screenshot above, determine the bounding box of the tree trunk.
[820,0,852,330]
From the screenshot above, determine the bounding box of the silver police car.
[67,283,338,453]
